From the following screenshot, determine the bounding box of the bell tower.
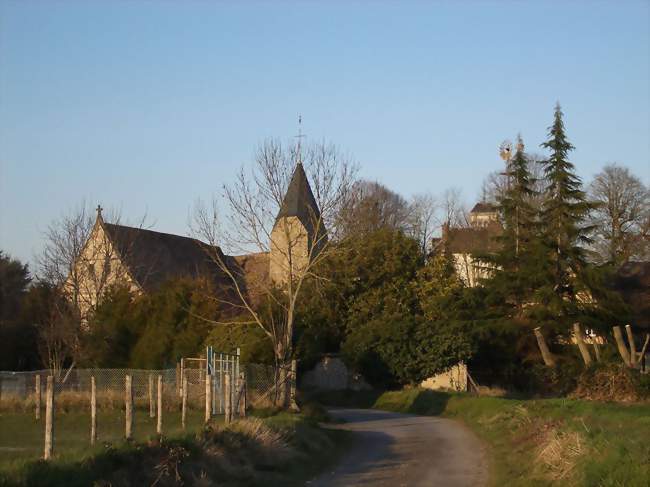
[269,162,326,285]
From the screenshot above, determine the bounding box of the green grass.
[0,406,348,487]
[313,389,650,486]
[0,408,213,473]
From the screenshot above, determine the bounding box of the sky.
[1,0,648,268]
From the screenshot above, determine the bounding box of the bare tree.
[438,187,469,228]
[192,139,357,406]
[36,202,149,373]
[588,164,650,264]
[335,180,412,238]
[37,290,80,379]
[408,192,438,254]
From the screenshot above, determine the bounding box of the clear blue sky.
[1,0,648,267]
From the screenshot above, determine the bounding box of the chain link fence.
[0,363,291,465]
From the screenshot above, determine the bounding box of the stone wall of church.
[65,222,140,322]
[269,216,311,285]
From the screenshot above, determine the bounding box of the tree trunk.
[573,323,592,366]
[534,327,556,367]
[613,326,631,367]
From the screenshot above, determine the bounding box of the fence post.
[613,326,632,367]
[534,327,556,367]
[218,353,224,414]
[180,359,185,398]
[181,374,188,430]
[157,375,163,436]
[593,341,601,362]
[125,375,133,440]
[238,372,247,417]
[573,323,592,366]
[148,374,155,418]
[626,325,637,367]
[224,373,231,424]
[44,375,54,460]
[90,376,96,446]
[205,374,212,424]
[35,374,41,420]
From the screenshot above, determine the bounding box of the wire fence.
[0,362,292,465]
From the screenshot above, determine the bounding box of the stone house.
[434,202,502,287]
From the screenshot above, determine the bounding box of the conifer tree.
[537,103,593,324]
[481,136,542,317]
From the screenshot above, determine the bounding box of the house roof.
[470,202,498,214]
[275,163,321,228]
[102,223,230,292]
[443,222,502,254]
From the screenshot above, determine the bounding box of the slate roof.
[443,222,502,254]
[275,163,321,230]
[470,202,498,214]
[102,223,230,292]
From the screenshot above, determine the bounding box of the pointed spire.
[295,114,305,167]
[275,163,320,224]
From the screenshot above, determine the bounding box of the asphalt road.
[309,408,487,487]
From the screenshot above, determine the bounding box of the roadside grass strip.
[313,389,650,487]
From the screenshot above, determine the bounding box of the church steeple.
[269,139,327,284]
[274,162,321,229]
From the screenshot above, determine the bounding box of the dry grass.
[535,427,585,481]
[571,363,647,402]
[0,390,206,413]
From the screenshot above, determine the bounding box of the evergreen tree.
[478,137,543,318]
[537,103,593,326]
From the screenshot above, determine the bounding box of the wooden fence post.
[573,323,592,366]
[181,374,188,430]
[148,374,155,418]
[238,373,247,417]
[157,375,163,436]
[639,333,650,372]
[224,373,231,424]
[625,325,637,367]
[43,375,54,460]
[593,342,601,362]
[176,362,181,398]
[613,326,631,367]
[125,375,133,440]
[534,327,556,367]
[90,376,96,446]
[205,374,212,424]
[35,374,41,420]
[180,359,185,398]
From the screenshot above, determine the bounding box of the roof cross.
[96,205,103,218]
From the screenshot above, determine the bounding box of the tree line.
[1,104,648,394]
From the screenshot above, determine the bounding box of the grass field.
[313,389,650,487]
[0,403,347,487]
[0,408,216,473]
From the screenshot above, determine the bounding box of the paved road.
[310,408,487,487]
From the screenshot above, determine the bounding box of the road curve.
[309,408,488,487]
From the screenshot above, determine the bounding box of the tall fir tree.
[537,103,593,327]
[480,136,543,318]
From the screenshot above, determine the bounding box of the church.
[67,162,324,320]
